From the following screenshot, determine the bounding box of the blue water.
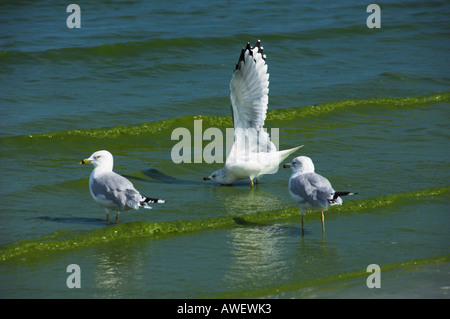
[0,0,449,298]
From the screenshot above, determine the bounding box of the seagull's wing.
[90,172,144,210]
[230,40,269,131]
[290,172,335,209]
[230,40,274,154]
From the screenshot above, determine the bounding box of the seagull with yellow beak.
[80,150,165,225]
[283,156,357,235]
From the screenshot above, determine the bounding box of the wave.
[267,92,450,121]
[1,185,448,262]
[0,19,415,64]
[0,36,230,64]
[1,92,448,143]
[214,254,450,298]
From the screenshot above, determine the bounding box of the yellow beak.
[282,163,291,168]
[80,159,91,165]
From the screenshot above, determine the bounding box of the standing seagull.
[204,40,302,187]
[283,156,357,235]
[80,150,165,225]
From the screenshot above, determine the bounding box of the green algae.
[0,185,448,263]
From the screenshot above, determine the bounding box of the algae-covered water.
[1,1,449,298]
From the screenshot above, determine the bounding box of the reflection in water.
[215,186,288,215]
[223,224,339,296]
[92,242,146,298]
[217,188,340,296]
[219,187,291,290]
[225,225,287,282]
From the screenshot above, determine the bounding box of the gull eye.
[96,155,102,159]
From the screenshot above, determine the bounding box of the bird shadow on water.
[30,216,106,226]
[123,168,206,186]
[126,168,251,187]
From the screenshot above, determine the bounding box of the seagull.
[80,150,165,225]
[283,156,357,235]
[204,40,302,187]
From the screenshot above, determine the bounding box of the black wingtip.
[333,192,359,199]
[236,48,246,69]
[235,40,266,70]
[141,196,165,205]
[254,40,264,59]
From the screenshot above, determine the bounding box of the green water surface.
[1,0,449,298]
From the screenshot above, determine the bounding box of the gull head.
[80,150,114,171]
[283,156,315,174]
[203,168,230,184]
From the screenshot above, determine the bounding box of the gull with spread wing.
[204,40,302,187]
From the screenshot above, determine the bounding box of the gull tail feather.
[328,192,358,205]
[334,192,358,198]
[140,196,166,209]
[277,145,303,164]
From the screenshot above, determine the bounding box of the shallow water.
[0,0,449,298]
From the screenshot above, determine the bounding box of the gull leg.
[301,209,304,236]
[250,179,254,188]
[104,208,111,226]
[115,212,120,224]
[302,215,304,236]
[321,211,325,234]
